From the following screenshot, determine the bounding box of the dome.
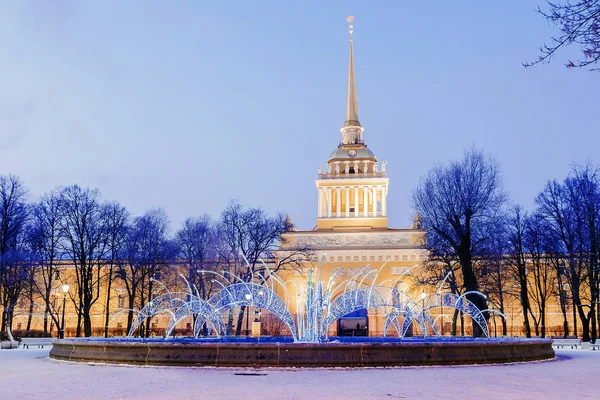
[328,146,376,162]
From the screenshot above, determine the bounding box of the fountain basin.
[50,337,554,367]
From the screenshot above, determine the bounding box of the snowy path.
[0,348,598,400]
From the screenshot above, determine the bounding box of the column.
[336,187,341,217]
[354,186,359,217]
[345,187,350,217]
[317,188,323,218]
[327,188,332,217]
[363,186,368,217]
[382,187,387,216]
[371,187,377,217]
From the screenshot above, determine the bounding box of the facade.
[277,18,427,337]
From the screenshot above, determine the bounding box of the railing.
[318,172,386,179]
[318,212,385,218]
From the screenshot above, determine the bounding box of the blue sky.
[1,1,599,231]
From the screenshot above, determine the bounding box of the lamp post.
[245,293,252,336]
[59,283,70,339]
[438,291,444,336]
[421,291,426,336]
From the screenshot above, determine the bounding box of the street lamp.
[438,291,445,336]
[421,292,426,336]
[59,283,70,339]
[244,293,252,336]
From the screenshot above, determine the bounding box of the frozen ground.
[0,348,598,400]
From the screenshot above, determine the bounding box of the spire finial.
[341,15,363,145]
[346,15,354,39]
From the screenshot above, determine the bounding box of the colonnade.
[317,186,387,218]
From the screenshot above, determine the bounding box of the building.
[277,17,427,337]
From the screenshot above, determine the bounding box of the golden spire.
[344,15,360,128]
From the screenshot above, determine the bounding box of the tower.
[315,16,389,230]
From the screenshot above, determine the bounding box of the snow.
[0,348,598,400]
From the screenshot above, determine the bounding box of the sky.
[1,1,599,232]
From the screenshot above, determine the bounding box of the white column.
[363,186,368,217]
[382,187,387,216]
[336,187,341,217]
[317,188,323,218]
[371,187,377,217]
[345,187,350,217]
[327,188,332,217]
[354,187,359,217]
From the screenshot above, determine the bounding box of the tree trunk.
[43,309,49,336]
[103,268,114,338]
[83,305,92,337]
[572,299,578,337]
[75,309,82,337]
[540,300,546,338]
[518,275,532,337]
[576,303,590,342]
[451,308,459,336]
[457,239,488,337]
[226,309,234,335]
[26,291,34,335]
[5,309,14,342]
[235,306,246,336]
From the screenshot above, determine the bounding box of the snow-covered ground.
[0,347,598,400]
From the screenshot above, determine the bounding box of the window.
[410,255,416,261]
[346,256,351,262]
[354,256,359,261]
[151,322,158,329]
[118,295,126,308]
[402,255,408,261]
[16,323,22,330]
[378,255,383,261]
[362,256,367,261]
[54,271,60,281]
[117,322,123,329]
[394,255,399,261]
[186,323,192,329]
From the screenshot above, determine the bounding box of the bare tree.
[119,209,173,337]
[176,215,219,300]
[525,1,600,71]
[411,232,465,336]
[101,202,129,338]
[219,200,307,336]
[535,166,600,342]
[506,205,533,337]
[413,148,507,336]
[0,175,29,341]
[28,191,63,336]
[478,229,511,337]
[524,213,555,337]
[58,185,109,337]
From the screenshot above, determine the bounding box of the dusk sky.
[1,1,599,232]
